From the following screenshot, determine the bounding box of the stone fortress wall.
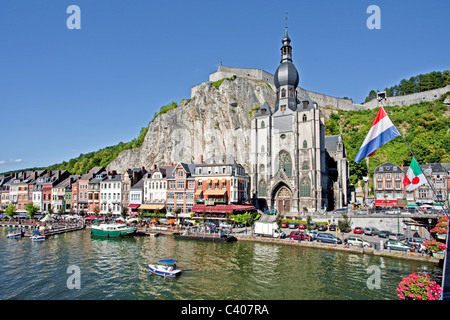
[191,66,449,111]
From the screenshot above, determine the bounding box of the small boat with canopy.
[148,259,182,277]
[6,228,23,238]
[30,231,46,241]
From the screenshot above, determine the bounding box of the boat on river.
[6,228,23,238]
[148,259,182,277]
[91,223,136,238]
[173,231,237,242]
[30,231,46,241]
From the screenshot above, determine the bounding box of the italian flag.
[403,157,427,191]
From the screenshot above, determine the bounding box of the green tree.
[25,202,39,220]
[121,206,128,221]
[5,204,16,219]
[338,214,352,243]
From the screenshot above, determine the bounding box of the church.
[250,27,349,216]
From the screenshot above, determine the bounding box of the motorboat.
[91,223,136,238]
[148,259,182,277]
[6,228,23,238]
[30,231,46,241]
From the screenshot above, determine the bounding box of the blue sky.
[1,0,449,173]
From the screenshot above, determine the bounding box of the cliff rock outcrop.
[107,76,276,172]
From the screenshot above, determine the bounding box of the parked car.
[378,230,391,238]
[329,224,337,231]
[405,237,426,251]
[344,236,372,248]
[384,240,413,252]
[289,222,298,229]
[281,221,289,228]
[389,233,406,241]
[333,208,348,215]
[364,227,379,236]
[298,223,307,229]
[274,230,287,239]
[219,222,233,229]
[317,224,328,231]
[316,233,342,244]
[353,227,364,234]
[306,230,319,241]
[289,231,310,241]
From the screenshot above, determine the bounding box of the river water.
[0,228,441,300]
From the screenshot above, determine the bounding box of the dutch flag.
[354,107,401,163]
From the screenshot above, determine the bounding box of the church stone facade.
[250,28,349,216]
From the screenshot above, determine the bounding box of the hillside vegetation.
[365,70,450,102]
[326,92,450,185]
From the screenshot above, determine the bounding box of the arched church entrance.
[272,184,292,215]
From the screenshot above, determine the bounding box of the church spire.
[281,26,292,63]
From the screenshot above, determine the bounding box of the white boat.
[6,228,23,238]
[30,231,46,241]
[148,259,182,277]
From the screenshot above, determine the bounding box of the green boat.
[91,223,136,238]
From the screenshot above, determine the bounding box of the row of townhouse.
[373,162,450,209]
[0,154,252,220]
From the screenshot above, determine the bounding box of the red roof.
[192,204,255,214]
[127,204,140,209]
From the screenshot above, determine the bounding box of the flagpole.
[382,106,448,216]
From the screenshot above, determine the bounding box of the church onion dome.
[274,61,299,88]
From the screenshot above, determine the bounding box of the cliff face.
[107,76,276,172]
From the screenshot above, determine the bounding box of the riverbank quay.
[235,234,441,264]
[1,219,85,237]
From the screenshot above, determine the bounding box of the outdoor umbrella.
[40,215,54,222]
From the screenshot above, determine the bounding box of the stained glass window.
[278,151,292,176]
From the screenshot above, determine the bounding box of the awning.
[213,178,219,184]
[221,178,227,183]
[128,204,140,209]
[192,204,255,214]
[139,204,165,210]
[194,190,203,195]
[374,199,397,207]
[204,190,227,196]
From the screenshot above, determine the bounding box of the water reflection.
[0,228,442,300]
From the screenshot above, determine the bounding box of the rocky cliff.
[107,76,276,172]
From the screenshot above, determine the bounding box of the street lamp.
[428,218,432,240]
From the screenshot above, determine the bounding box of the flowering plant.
[423,239,447,252]
[397,273,442,300]
[430,226,448,234]
[431,216,448,234]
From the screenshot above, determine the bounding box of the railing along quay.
[23,224,85,237]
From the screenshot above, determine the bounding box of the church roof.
[255,102,272,117]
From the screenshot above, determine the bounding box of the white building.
[100,172,123,216]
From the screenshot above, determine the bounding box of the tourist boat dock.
[1,221,85,238]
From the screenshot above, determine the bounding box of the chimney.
[34,171,38,180]
[23,172,27,179]
[153,164,157,170]
[171,163,174,168]
[198,155,203,164]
